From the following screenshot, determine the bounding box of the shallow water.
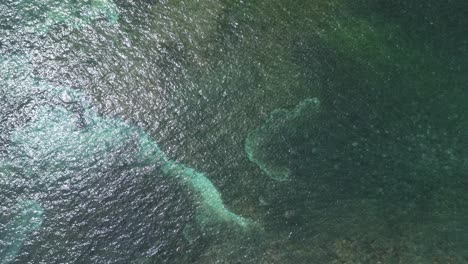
[1,0,468,263]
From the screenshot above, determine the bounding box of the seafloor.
[1,1,468,263]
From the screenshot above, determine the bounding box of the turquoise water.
[1,0,468,263]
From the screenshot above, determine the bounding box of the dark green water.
[1,0,468,263]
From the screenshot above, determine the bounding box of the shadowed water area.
[1,0,468,263]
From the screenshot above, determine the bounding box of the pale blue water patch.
[0,201,43,264]
[162,162,255,230]
[1,0,119,33]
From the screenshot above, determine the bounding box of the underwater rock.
[245,98,321,181]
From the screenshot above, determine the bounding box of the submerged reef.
[246,94,468,261]
[245,98,321,181]
[0,57,255,263]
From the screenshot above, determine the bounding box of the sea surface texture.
[1,0,468,263]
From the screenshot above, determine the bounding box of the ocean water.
[1,0,468,263]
